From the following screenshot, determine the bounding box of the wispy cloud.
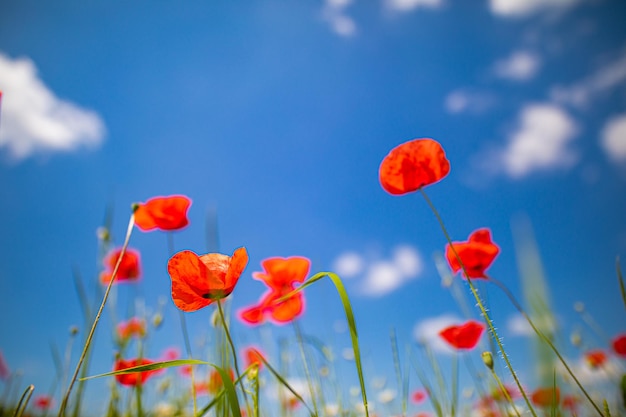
[601,113,626,164]
[332,245,423,296]
[385,0,444,12]
[444,88,496,115]
[492,50,541,81]
[484,103,578,178]
[550,48,626,108]
[0,53,105,161]
[488,0,581,18]
[322,0,357,37]
[412,314,461,354]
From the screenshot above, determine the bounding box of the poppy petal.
[168,251,213,312]
[379,138,450,195]
[134,195,191,232]
[439,320,485,350]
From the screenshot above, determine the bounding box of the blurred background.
[1,0,625,414]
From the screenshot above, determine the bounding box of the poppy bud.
[69,326,79,336]
[481,351,494,370]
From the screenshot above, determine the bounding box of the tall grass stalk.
[12,385,33,417]
[418,188,539,417]
[58,212,136,417]
[293,321,319,417]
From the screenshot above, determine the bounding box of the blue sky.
[1,0,626,414]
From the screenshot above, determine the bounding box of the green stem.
[418,188,539,417]
[488,367,522,417]
[135,383,143,417]
[58,213,136,417]
[13,385,34,417]
[216,299,250,413]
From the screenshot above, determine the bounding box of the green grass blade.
[213,365,242,417]
[81,359,210,381]
[13,385,34,417]
[256,353,314,415]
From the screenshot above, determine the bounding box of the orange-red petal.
[252,256,310,290]
[168,248,248,312]
[445,229,499,279]
[134,195,191,232]
[379,138,450,195]
[612,333,626,356]
[114,358,157,386]
[531,387,560,408]
[439,320,485,350]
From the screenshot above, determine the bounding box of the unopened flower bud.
[69,326,79,336]
[481,351,494,370]
[152,313,163,329]
[570,331,582,347]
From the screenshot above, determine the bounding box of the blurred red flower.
[117,317,146,341]
[239,257,310,325]
[379,138,450,195]
[0,351,9,380]
[612,333,626,356]
[34,395,53,410]
[243,346,265,370]
[207,368,234,394]
[134,195,191,232]
[445,229,499,279]
[411,389,427,404]
[113,358,158,386]
[531,387,560,408]
[167,247,248,312]
[439,320,485,350]
[584,349,607,369]
[100,248,141,284]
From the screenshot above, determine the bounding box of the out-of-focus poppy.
[239,257,310,325]
[167,247,248,312]
[243,346,265,370]
[445,229,499,279]
[531,387,560,408]
[117,317,146,341]
[411,389,427,404]
[584,349,607,369]
[100,248,141,284]
[0,351,9,380]
[562,395,580,412]
[114,358,158,386]
[379,138,450,195]
[34,395,53,410]
[206,368,235,394]
[611,333,626,357]
[439,320,485,350]
[134,195,192,232]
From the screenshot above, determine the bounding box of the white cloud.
[444,89,496,115]
[489,0,581,18]
[412,314,461,354]
[333,252,364,278]
[494,103,578,178]
[385,0,443,12]
[331,245,423,296]
[551,48,626,108]
[601,113,626,163]
[0,53,105,161]
[322,0,357,37]
[507,313,533,336]
[492,50,541,81]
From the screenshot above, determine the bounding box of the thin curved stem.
[58,213,136,417]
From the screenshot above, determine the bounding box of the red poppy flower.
[243,346,265,370]
[134,195,192,232]
[531,387,560,408]
[167,247,249,312]
[206,368,235,394]
[411,389,427,404]
[562,395,580,412]
[238,257,310,325]
[584,349,607,369]
[439,320,485,350]
[34,395,53,410]
[100,248,141,284]
[445,229,500,279]
[117,317,146,341]
[611,333,626,357]
[379,138,450,195]
[114,358,158,386]
[0,351,9,380]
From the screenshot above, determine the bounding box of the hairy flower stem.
[58,213,136,417]
[418,189,539,417]
[487,275,605,416]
